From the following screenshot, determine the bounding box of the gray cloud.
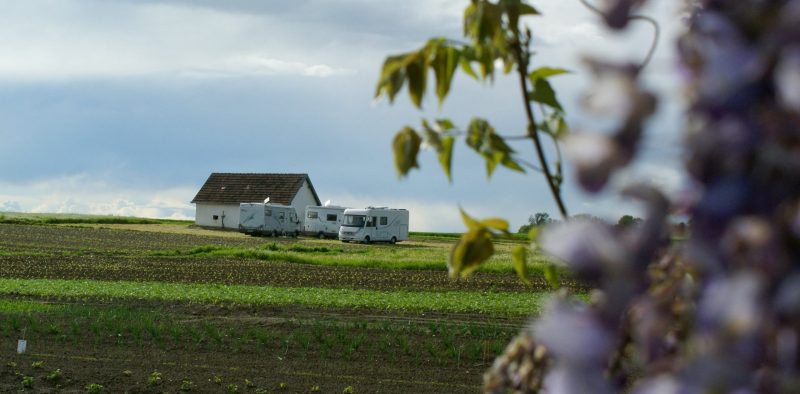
[0,0,689,229]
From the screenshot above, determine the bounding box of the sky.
[0,0,687,232]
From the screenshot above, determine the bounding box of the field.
[0,217,575,393]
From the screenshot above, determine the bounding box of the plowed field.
[0,223,567,393]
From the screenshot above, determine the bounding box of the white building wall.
[290,180,319,218]
[195,203,241,229]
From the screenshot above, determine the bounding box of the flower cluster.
[486,0,800,392]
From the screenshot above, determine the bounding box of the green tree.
[517,212,551,234]
[616,214,642,228]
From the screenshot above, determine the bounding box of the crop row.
[0,302,515,364]
[0,254,571,292]
[0,278,548,316]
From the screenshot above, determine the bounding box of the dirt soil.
[0,299,498,393]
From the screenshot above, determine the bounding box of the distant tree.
[571,213,603,223]
[517,212,551,233]
[531,212,550,226]
[616,214,642,228]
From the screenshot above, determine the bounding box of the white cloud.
[612,161,687,197]
[183,55,356,79]
[326,191,544,233]
[0,174,195,220]
[326,192,463,232]
[0,1,357,81]
[0,200,22,212]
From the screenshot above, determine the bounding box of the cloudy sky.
[0,0,687,231]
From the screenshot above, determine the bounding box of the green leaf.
[458,47,480,80]
[448,228,494,279]
[527,226,540,241]
[421,119,455,182]
[459,208,483,231]
[438,136,455,182]
[538,112,569,141]
[528,78,563,111]
[374,54,409,102]
[435,118,456,131]
[500,155,525,173]
[480,217,509,233]
[421,119,442,150]
[528,67,570,83]
[519,3,540,15]
[392,127,422,177]
[467,118,525,177]
[543,263,561,289]
[512,245,531,285]
[406,54,427,108]
[432,44,461,104]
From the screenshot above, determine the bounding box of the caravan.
[304,205,348,239]
[339,207,409,244]
[238,203,301,237]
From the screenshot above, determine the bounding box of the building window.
[380,217,388,225]
[212,215,219,220]
[326,214,337,222]
[278,212,285,222]
[308,211,318,219]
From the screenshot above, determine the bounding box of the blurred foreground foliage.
[378,0,800,392]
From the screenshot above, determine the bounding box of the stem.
[514,46,569,219]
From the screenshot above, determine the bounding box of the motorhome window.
[372,216,378,227]
[265,210,272,216]
[380,217,388,225]
[278,212,285,222]
[343,215,365,227]
[307,211,318,219]
[326,214,337,221]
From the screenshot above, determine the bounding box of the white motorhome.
[339,207,409,244]
[304,205,348,239]
[238,203,301,237]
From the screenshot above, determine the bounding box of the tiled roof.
[190,173,321,205]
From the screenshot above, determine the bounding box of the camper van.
[339,207,409,244]
[304,205,348,239]
[238,203,301,237]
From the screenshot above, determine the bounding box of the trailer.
[238,203,301,237]
[338,207,409,244]
[303,205,348,239]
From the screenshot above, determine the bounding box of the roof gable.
[191,173,321,206]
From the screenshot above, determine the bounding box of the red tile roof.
[191,173,321,206]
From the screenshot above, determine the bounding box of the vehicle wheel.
[390,236,397,244]
[342,240,349,243]
[363,236,370,244]
[318,232,325,239]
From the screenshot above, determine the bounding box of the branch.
[513,41,570,219]
[578,0,661,70]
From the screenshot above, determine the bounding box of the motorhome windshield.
[342,215,366,227]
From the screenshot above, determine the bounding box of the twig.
[578,0,661,70]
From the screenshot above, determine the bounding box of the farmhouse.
[191,173,321,229]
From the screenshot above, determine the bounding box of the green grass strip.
[150,244,560,276]
[0,299,59,314]
[0,278,545,316]
[0,212,191,225]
